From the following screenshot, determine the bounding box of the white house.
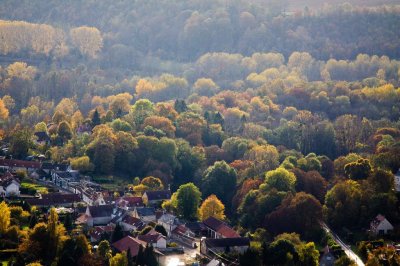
[138,229,167,249]
[120,215,146,232]
[85,205,114,227]
[158,213,179,236]
[200,237,250,256]
[131,207,156,223]
[0,177,20,197]
[370,214,394,235]
[394,169,400,192]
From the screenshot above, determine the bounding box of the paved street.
[321,223,365,266]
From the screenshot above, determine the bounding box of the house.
[85,205,114,226]
[370,214,394,235]
[171,224,196,248]
[41,162,71,174]
[112,236,147,257]
[116,196,144,210]
[109,208,128,227]
[0,173,20,197]
[158,213,179,236]
[320,246,335,266]
[26,192,81,207]
[138,229,167,249]
[185,221,207,237]
[120,215,146,232]
[89,225,114,243]
[34,132,50,145]
[200,237,250,255]
[0,158,41,172]
[142,190,171,206]
[52,170,79,189]
[132,207,156,223]
[203,216,240,239]
[394,169,400,192]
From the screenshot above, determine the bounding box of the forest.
[0,0,400,266]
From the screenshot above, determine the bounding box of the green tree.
[97,240,112,260]
[9,127,33,159]
[344,158,372,180]
[261,167,296,192]
[202,161,237,212]
[175,183,202,220]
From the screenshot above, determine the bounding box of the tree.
[199,194,226,221]
[70,26,103,58]
[97,240,112,260]
[266,192,323,236]
[174,183,202,220]
[70,156,94,173]
[202,161,237,212]
[86,125,116,174]
[91,109,101,126]
[261,168,296,192]
[9,127,33,159]
[0,202,11,234]
[244,144,279,174]
[293,169,328,202]
[58,120,73,141]
[111,224,124,243]
[140,176,164,191]
[0,98,9,121]
[193,78,219,96]
[325,180,363,228]
[344,158,372,180]
[109,251,128,266]
[367,169,394,193]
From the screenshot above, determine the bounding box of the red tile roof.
[0,159,41,169]
[203,216,239,238]
[138,229,164,244]
[217,224,240,238]
[112,236,146,257]
[90,226,114,240]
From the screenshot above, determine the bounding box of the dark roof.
[121,215,145,229]
[88,205,114,218]
[205,237,250,248]
[0,177,19,187]
[41,163,69,171]
[144,190,171,201]
[118,196,144,208]
[136,207,155,217]
[26,193,81,206]
[0,159,41,169]
[34,132,50,142]
[185,221,207,232]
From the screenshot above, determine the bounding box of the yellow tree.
[70,26,103,58]
[110,251,128,266]
[199,194,226,221]
[0,201,11,234]
[0,99,9,120]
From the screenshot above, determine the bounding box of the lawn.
[21,179,49,194]
[92,174,130,191]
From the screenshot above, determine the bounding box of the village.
[0,157,253,266]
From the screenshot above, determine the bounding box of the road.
[321,223,365,266]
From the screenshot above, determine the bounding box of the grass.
[21,180,49,194]
[92,174,130,191]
